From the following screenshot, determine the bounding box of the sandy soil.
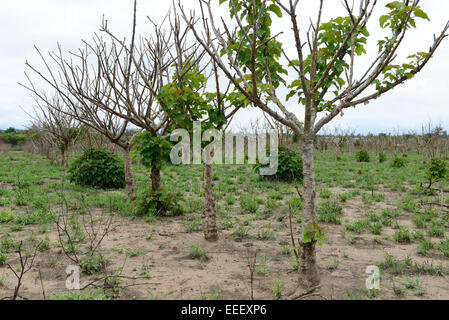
[1,181,449,300]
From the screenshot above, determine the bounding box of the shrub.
[355,150,370,162]
[0,132,27,146]
[424,158,449,185]
[254,146,303,183]
[135,188,183,217]
[391,156,408,168]
[69,148,125,189]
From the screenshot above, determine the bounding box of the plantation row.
[1,147,449,299]
[5,0,448,297]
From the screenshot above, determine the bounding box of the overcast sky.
[1,0,448,134]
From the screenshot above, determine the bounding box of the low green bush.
[69,148,125,189]
[0,132,27,146]
[254,146,303,183]
[135,188,183,217]
[355,150,370,162]
[391,156,408,168]
[424,158,449,185]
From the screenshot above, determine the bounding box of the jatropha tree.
[159,62,241,240]
[22,88,140,201]
[26,95,83,167]
[22,0,176,194]
[181,0,449,288]
[157,12,242,240]
[21,23,142,200]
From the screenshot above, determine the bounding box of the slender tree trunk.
[61,150,66,167]
[203,162,218,241]
[123,148,136,201]
[299,135,320,288]
[151,165,161,192]
[60,141,70,167]
[65,142,70,167]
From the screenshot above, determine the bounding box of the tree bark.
[123,148,136,201]
[60,150,65,167]
[203,162,218,241]
[299,135,320,288]
[151,165,161,192]
[65,143,70,167]
[60,141,70,167]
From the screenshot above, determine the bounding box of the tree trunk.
[299,135,320,288]
[65,143,70,167]
[60,142,70,167]
[151,165,161,192]
[123,148,136,201]
[61,150,66,167]
[203,163,218,241]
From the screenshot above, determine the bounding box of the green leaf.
[414,8,430,20]
[379,15,389,28]
[386,1,404,11]
[267,4,282,18]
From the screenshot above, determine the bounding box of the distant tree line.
[0,127,28,146]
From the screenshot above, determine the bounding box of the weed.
[201,290,222,300]
[327,258,341,271]
[225,194,236,205]
[79,252,107,275]
[345,220,370,234]
[438,238,449,258]
[270,279,284,299]
[0,252,8,266]
[429,220,445,238]
[394,227,412,243]
[319,188,332,199]
[51,289,108,300]
[257,223,275,240]
[417,239,434,256]
[240,194,259,214]
[190,243,206,260]
[397,195,419,213]
[317,198,343,224]
[38,236,51,252]
[232,225,249,240]
[391,157,408,168]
